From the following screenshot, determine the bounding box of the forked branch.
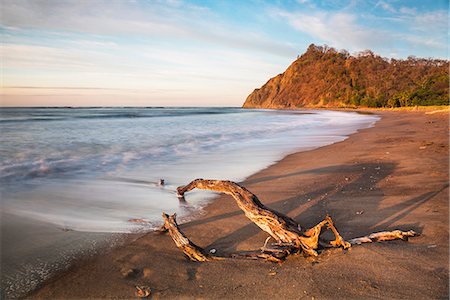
[163,179,418,262]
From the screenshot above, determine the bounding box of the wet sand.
[29,110,449,299]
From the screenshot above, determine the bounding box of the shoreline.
[29,109,448,299]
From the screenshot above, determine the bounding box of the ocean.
[0,107,379,297]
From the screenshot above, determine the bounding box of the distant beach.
[26,108,449,299]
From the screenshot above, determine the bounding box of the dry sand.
[29,110,449,299]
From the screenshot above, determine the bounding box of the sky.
[1,0,448,107]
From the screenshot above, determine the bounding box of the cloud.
[399,7,417,15]
[275,10,392,51]
[400,34,447,50]
[1,34,286,107]
[0,0,295,57]
[274,4,448,58]
[387,9,448,51]
[375,1,396,13]
[411,10,448,32]
[1,43,98,70]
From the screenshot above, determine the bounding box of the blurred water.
[0,107,378,297]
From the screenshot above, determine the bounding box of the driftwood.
[348,230,418,245]
[163,179,418,262]
[161,213,209,262]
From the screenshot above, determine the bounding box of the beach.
[28,109,448,299]
[1,108,379,298]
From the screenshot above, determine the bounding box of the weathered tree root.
[163,179,418,262]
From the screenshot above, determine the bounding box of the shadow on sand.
[176,162,447,254]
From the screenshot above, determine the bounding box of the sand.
[29,110,449,299]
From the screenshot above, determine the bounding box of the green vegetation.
[244,44,449,108]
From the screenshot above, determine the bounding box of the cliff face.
[243,44,449,108]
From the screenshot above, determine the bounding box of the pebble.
[143,267,152,278]
[121,268,138,278]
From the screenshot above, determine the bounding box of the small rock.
[143,267,152,278]
[345,177,350,181]
[209,248,217,254]
[375,166,381,170]
[427,244,437,248]
[356,210,364,215]
[268,271,277,276]
[419,146,427,150]
[121,268,138,278]
[59,227,73,232]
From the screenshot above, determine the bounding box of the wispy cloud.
[375,0,396,13]
[399,6,417,15]
[410,10,448,32]
[400,35,447,50]
[273,10,392,51]
[272,3,448,57]
[1,0,295,57]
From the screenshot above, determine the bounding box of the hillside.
[243,44,449,108]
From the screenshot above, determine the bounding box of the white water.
[1,108,378,232]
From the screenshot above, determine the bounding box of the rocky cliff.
[243,44,449,108]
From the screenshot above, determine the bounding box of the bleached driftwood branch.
[163,179,418,262]
[348,230,418,245]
